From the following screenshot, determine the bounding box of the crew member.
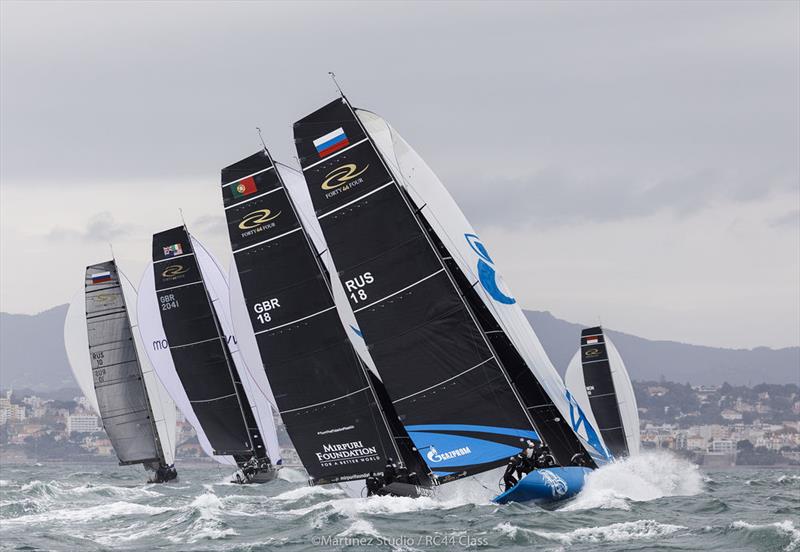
[383,457,398,485]
[570,451,590,467]
[365,472,382,496]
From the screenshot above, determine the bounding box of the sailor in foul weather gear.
[570,451,590,467]
[383,457,398,485]
[535,444,557,468]
[365,472,382,497]
[503,456,520,491]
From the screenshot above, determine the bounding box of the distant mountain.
[0,304,797,392]
[0,304,74,392]
[526,310,800,386]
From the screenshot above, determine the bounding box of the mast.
[114,259,168,467]
[152,226,254,459]
[221,149,421,484]
[349,105,611,466]
[338,94,540,437]
[294,98,539,482]
[264,149,405,467]
[186,225,264,461]
[83,260,162,467]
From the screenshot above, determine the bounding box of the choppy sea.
[0,452,797,551]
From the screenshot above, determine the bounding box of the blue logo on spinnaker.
[465,233,515,305]
[566,390,609,460]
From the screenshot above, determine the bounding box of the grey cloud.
[47,212,136,242]
[453,167,795,228]
[769,209,800,229]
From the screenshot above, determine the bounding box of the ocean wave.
[778,474,800,485]
[731,520,800,551]
[3,500,173,527]
[563,451,703,511]
[277,467,308,483]
[533,519,686,544]
[338,519,382,539]
[273,485,345,502]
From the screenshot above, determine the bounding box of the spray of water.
[562,451,704,511]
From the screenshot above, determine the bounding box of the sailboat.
[293,91,611,505]
[64,260,178,482]
[137,225,281,483]
[221,148,429,496]
[564,326,640,458]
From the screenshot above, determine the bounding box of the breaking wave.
[731,520,800,551]
[533,519,686,544]
[563,451,703,511]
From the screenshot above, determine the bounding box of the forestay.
[354,108,611,466]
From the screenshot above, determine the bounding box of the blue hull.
[492,467,592,505]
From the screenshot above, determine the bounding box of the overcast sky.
[1,1,798,350]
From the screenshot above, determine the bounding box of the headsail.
[294,99,540,482]
[82,261,164,467]
[151,226,265,462]
[221,150,422,484]
[351,107,611,466]
[137,261,235,466]
[565,327,640,457]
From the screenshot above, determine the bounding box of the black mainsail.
[294,99,543,482]
[152,226,266,465]
[221,150,426,485]
[573,327,629,457]
[83,260,169,472]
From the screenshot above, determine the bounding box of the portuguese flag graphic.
[232,176,257,198]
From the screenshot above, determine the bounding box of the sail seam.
[169,336,221,349]
[191,392,238,403]
[232,227,302,254]
[317,181,393,220]
[156,280,203,293]
[582,358,608,365]
[393,357,495,404]
[280,386,370,414]
[224,186,283,210]
[253,306,336,335]
[154,252,195,264]
[353,268,445,313]
[222,165,274,187]
[302,138,369,171]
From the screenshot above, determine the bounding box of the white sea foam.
[731,520,800,551]
[273,485,345,501]
[3,500,172,527]
[338,519,382,539]
[778,474,800,484]
[563,451,703,511]
[277,467,308,483]
[534,519,685,544]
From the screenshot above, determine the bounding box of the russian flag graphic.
[90,271,112,284]
[313,127,349,158]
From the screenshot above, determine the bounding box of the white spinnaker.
[357,110,610,462]
[137,261,236,466]
[192,236,282,464]
[564,352,604,449]
[606,336,641,455]
[120,272,177,466]
[564,336,641,456]
[64,288,100,414]
[277,163,382,379]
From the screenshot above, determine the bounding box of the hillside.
[0,304,797,391]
